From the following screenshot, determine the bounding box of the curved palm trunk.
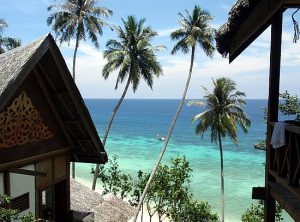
[92,77,131,190]
[218,132,224,222]
[71,35,80,179]
[132,46,196,222]
[72,34,80,80]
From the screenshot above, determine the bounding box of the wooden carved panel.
[0,91,53,148]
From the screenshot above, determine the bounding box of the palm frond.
[192,77,250,145]
[47,0,112,47]
[171,4,215,57]
[102,15,163,93]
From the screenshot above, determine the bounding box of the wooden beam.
[33,68,76,151]
[229,0,284,62]
[52,93,76,120]
[265,11,283,222]
[65,121,88,139]
[8,168,47,177]
[285,0,300,7]
[37,64,58,92]
[4,171,10,196]
[270,182,300,221]
[48,43,106,163]
[252,187,266,200]
[269,170,300,201]
[0,148,70,172]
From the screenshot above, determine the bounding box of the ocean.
[75,99,293,222]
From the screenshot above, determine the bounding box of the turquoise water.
[75,99,292,222]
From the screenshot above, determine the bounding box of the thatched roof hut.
[0,34,107,221]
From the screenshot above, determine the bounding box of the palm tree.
[132,5,215,222]
[91,15,164,190]
[47,0,112,80]
[192,77,251,222]
[47,0,112,179]
[0,18,21,54]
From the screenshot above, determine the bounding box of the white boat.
[156,134,165,141]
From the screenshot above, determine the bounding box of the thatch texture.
[70,178,104,212]
[70,179,135,222]
[216,0,259,57]
[0,36,47,102]
[93,194,135,222]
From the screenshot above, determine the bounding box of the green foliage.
[47,0,112,48]
[93,156,218,221]
[279,91,300,120]
[129,170,149,207]
[241,200,283,222]
[102,15,164,92]
[92,155,133,199]
[0,194,19,221]
[146,156,218,222]
[192,77,251,144]
[0,18,21,54]
[170,5,215,57]
[170,199,218,222]
[0,194,38,222]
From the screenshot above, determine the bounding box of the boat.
[156,134,165,141]
[254,141,266,150]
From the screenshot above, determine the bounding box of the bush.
[0,194,38,222]
[93,155,218,221]
[241,200,283,222]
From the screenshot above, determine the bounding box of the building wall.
[10,164,35,220]
[0,173,3,194]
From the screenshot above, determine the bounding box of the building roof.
[0,34,107,164]
[215,0,259,57]
[215,0,300,62]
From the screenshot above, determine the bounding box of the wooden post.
[265,11,283,222]
[4,171,10,196]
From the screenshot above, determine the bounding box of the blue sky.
[1,0,300,99]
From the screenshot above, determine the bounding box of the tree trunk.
[92,77,131,190]
[71,35,80,179]
[141,204,143,222]
[218,132,224,222]
[72,34,80,80]
[132,46,196,222]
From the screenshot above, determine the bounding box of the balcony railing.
[270,123,300,203]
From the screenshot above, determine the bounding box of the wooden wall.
[0,72,68,166]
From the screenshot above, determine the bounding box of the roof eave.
[228,0,285,62]
[226,0,300,62]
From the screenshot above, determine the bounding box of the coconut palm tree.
[47,0,112,80]
[47,0,112,179]
[91,15,164,190]
[192,77,251,222]
[0,18,21,54]
[132,5,215,222]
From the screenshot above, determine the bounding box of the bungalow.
[216,0,300,221]
[0,34,107,221]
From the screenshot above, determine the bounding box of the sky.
[1,0,300,99]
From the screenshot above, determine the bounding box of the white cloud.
[60,23,300,99]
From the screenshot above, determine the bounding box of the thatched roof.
[70,179,135,222]
[216,0,259,57]
[93,194,135,222]
[0,34,107,164]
